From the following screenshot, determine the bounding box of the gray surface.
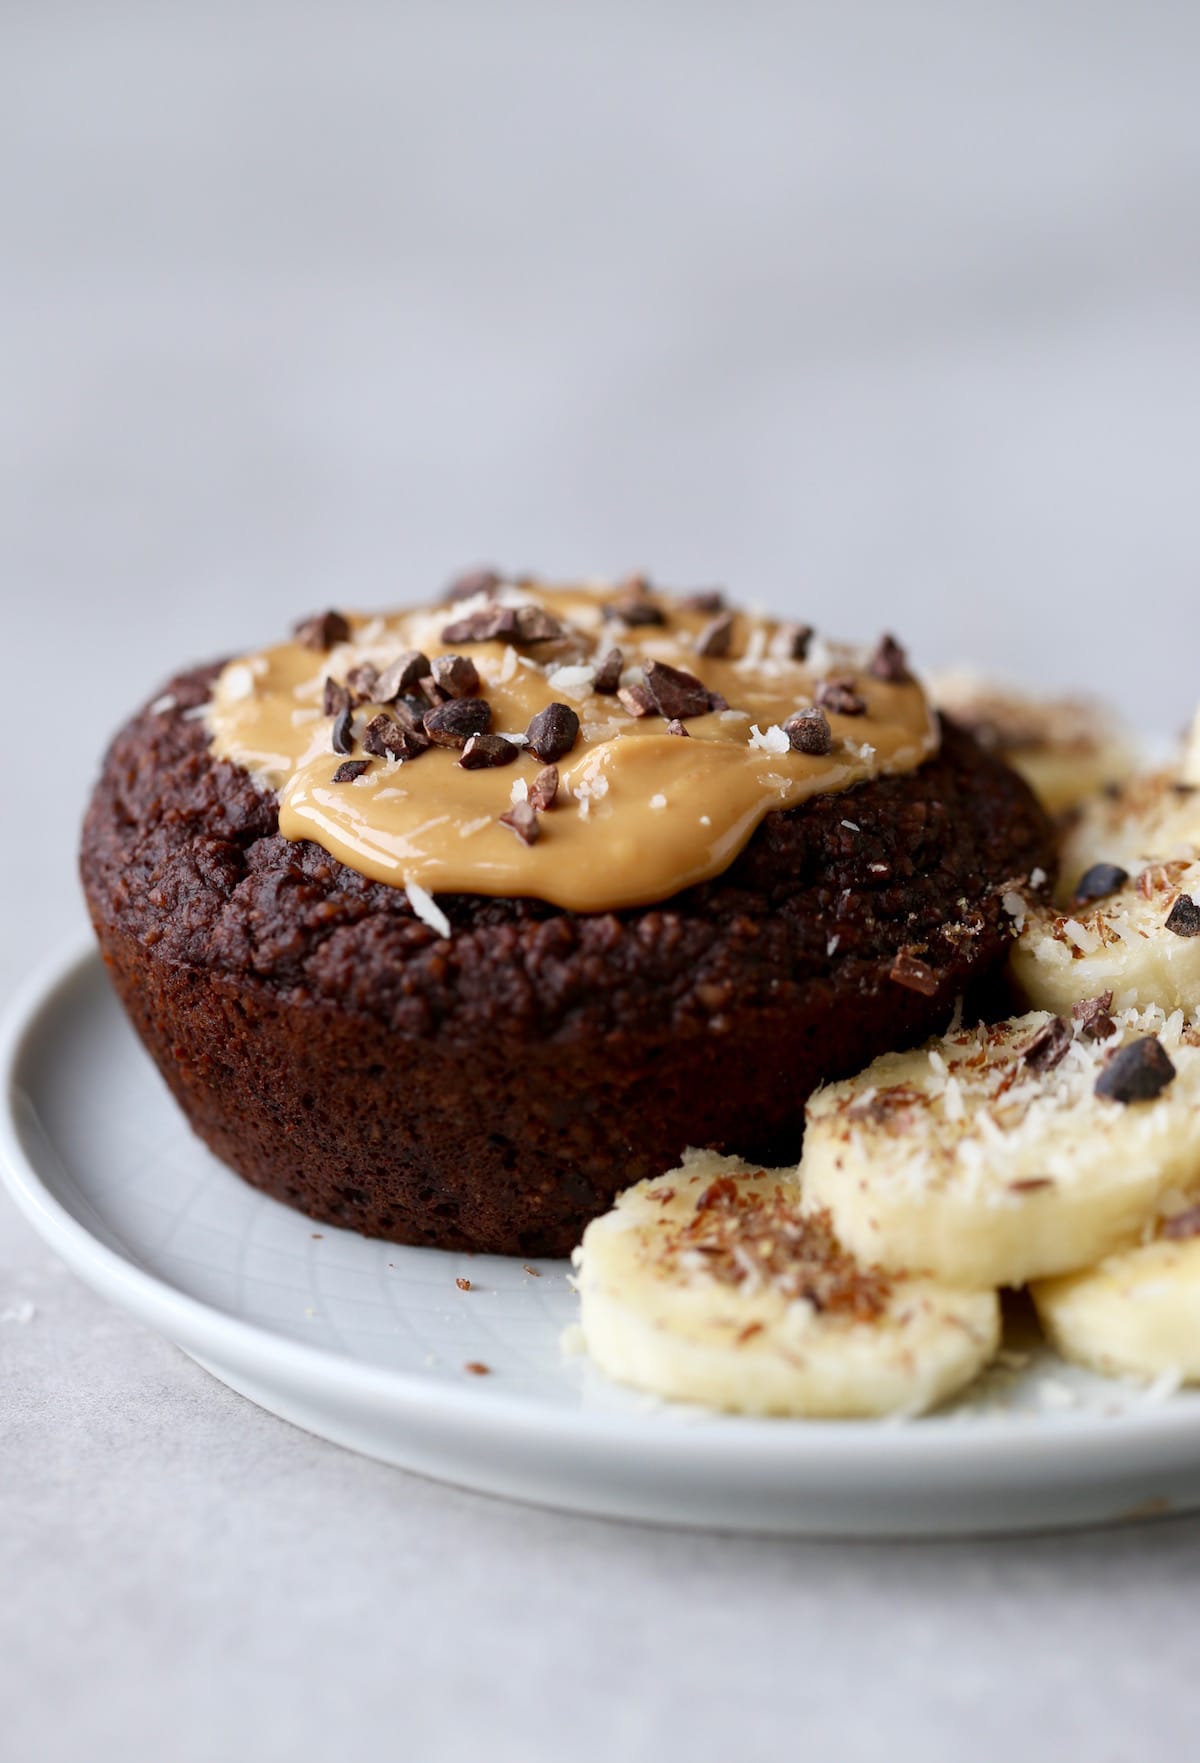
[3,2,1200,1757]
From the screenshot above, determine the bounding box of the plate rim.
[8,936,1200,1475]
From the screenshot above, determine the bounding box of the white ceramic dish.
[6,942,1200,1535]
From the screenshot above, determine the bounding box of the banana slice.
[1057,769,1200,900]
[930,669,1135,814]
[1034,1210,1200,1383]
[1010,852,1200,1016]
[573,1150,999,1418]
[802,1006,1200,1289]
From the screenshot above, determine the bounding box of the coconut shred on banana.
[571,693,1200,1417]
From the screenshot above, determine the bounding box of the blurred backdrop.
[4,0,1200,983]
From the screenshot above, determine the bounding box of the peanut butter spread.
[206,576,939,912]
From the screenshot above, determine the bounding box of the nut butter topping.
[206,579,940,912]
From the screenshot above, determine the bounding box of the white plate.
[6,943,1200,1535]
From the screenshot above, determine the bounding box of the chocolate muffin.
[81,578,1054,1256]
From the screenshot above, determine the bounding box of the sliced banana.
[930,668,1135,815]
[573,1149,999,1418]
[1034,1212,1200,1383]
[802,1005,1200,1289]
[1010,852,1200,1016]
[1057,769,1200,900]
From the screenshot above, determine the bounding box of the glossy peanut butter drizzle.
[206,584,939,911]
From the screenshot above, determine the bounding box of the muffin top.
[207,572,937,911]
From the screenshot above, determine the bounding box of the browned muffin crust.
[81,664,1055,1256]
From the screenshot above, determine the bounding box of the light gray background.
[3,3,1200,1758]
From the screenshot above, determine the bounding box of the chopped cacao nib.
[642,658,712,720]
[331,707,355,755]
[528,765,559,810]
[463,1360,491,1375]
[617,683,656,717]
[455,1276,472,1291]
[666,718,689,737]
[364,713,427,761]
[679,589,726,614]
[1166,894,1200,938]
[458,732,518,769]
[1073,992,1115,1039]
[783,707,833,756]
[374,650,431,702]
[526,701,580,762]
[695,611,734,658]
[1095,1036,1176,1104]
[603,576,665,627]
[706,689,729,712]
[888,950,938,996]
[1023,1016,1072,1072]
[592,647,623,693]
[431,653,481,698]
[816,677,867,717]
[392,697,429,734]
[323,677,350,718]
[344,661,380,705]
[1162,1204,1200,1241]
[499,800,540,845]
[440,605,519,645]
[868,633,912,684]
[513,604,565,644]
[423,698,492,747]
[331,759,369,783]
[778,622,813,661]
[445,566,501,603]
[294,609,350,651]
[1009,1177,1054,1192]
[1073,861,1130,906]
[416,673,447,708]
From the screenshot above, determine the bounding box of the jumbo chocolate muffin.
[81,574,1055,1256]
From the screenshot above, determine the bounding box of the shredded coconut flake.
[748,723,790,755]
[510,777,529,804]
[405,881,451,939]
[648,793,667,810]
[149,693,177,715]
[223,663,255,701]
